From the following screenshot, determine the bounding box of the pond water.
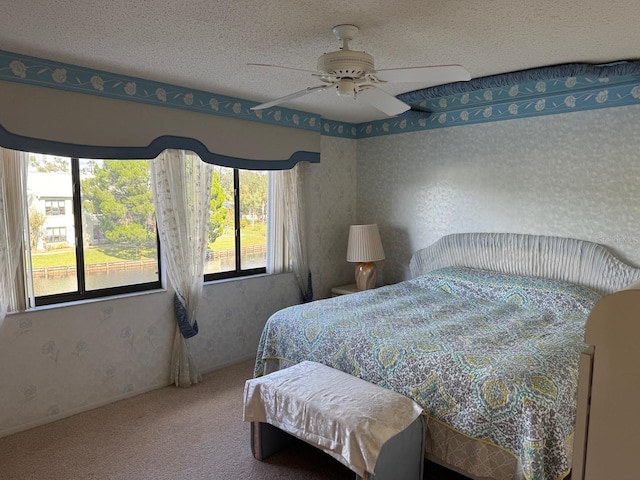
[33,253,266,297]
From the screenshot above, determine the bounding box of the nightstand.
[331,284,361,296]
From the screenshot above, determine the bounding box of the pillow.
[409,266,601,314]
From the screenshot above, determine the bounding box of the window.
[45,227,67,243]
[26,154,161,305]
[203,165,268,281]
[18,149,270,306]
[9,149,269,306]
[44,199,66,216]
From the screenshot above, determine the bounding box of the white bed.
[414,233,640,480]
[254,232,640,480]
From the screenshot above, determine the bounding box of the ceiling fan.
[250,24,471,117]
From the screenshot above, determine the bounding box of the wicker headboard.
[409,233,640,295]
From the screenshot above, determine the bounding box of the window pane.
[80,159,159,290]
[204,165,236,275]
[27,155,78,296]
[239,170,267,270]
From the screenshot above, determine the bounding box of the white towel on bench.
[243,361,423,476]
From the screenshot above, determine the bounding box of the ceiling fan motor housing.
[317,50,375,78]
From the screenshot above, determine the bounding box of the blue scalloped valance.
[0,124,317,171]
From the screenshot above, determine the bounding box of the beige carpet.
[0,359,468,480]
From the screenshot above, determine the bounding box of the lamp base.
[355,262,377,290]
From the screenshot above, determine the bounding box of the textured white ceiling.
[1,0,638,123]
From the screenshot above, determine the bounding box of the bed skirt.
[259,358,574,480]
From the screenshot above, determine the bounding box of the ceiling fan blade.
[251,85,330,110]
[357,86,411,116]
[374,65,471,84]
[248,63,318,75]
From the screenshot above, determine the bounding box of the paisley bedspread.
[254,267,601,480]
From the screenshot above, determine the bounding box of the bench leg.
[252,417,425,480]
[366,416,426,480]
[251,421,295,461]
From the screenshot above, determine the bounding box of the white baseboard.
[200,353,257,375]
[0,354,258,439]
[0,381,168,439]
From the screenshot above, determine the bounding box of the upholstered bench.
[243,361,425,480]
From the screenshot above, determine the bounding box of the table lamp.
[346,224,385,290]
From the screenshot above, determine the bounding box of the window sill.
[12,272,289,314]
[19,287,168,313]
[203,271,277,286]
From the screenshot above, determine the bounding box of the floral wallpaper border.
[0,49,323,134]
[1,50,639,140]
[358,70,640,137]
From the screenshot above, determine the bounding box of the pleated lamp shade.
[346,224,385,263]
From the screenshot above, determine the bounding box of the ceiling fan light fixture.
[336,78,357,97]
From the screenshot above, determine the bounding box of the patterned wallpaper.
[188,274,300,370]
[356,104,640,285]
[1,290,167,436]
[0,263,301,437]
[306,136,358,298]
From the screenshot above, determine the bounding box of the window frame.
[25,156,270,306]
[203,168,267,282]
[32,158,163,307]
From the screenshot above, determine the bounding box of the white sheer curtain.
[0,148,28,323]
[270,163,312,302]
[151,150,213,387]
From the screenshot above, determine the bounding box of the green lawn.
[210,225,266,250]
[31,225,267,269]
[31,247,157,268]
